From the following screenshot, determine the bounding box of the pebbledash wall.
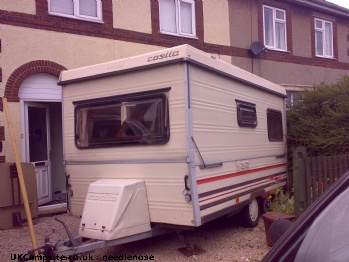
[1,0,349,163]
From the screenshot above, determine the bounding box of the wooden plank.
[311,157,318,202]
[3,98,39,259]
[293,147,307,218]
[305,157,312,208]
[333,156,339,182]
[322,156,328,192]
[328,156,334,187]
[343,155,349,172]
[339,155,344,178]
[317,156,323,196]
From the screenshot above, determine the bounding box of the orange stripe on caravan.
[197,163,287,185]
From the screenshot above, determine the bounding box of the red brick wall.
[0,0,348,70]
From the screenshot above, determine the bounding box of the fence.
[293,147,349,218]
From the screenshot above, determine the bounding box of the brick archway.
[4,60,67,102]
[0,60,67,162]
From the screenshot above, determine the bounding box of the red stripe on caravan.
[197,163,287,185]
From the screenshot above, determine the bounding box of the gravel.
[0,213,270,261]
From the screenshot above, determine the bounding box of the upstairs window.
[159,0,196,37]
[263,5,287,51]
[49,0,102,22]
[236,100,257,128]
[315,18,333,58]
[267,109,283,142]
[74,89,170,148]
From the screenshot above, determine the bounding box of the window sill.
[266,48,290,53]
[315,55,336,60]
[49,12,104,24]
[160,31,198,40]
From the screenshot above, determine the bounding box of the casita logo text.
[88,194,118,201]
[147,50,179,62]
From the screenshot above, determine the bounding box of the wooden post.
[3,98,38,257]
[317,157,323,196]
[293,147,306,218]
[305,157,312,208]
[322,156,328,191]
[311,157,318,202]
[328,156,334,187]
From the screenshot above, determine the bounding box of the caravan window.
[236,100,257,128]
[74,89,170,148]
[267,109,283,141]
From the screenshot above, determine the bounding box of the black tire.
[240,198,260,228]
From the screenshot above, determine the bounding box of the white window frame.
[48,0,103,23]
[314,18,334,58]
[159,0,196,38]
[263,5,287,51]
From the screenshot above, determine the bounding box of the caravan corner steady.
[24,44,287,258]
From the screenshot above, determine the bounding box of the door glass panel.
[28,106,48,162]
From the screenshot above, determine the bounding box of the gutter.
[284,0,349,18]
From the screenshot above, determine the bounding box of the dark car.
[262,170,349,262]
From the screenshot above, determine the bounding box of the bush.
[286,76,349,191]
[287,75,349,156]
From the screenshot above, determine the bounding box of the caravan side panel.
[189,64,287,222]
[63,64,195,226]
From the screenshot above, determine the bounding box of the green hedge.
[287,75,349,156]
[286,76,349,191]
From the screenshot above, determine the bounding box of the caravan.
[55,44,287,251]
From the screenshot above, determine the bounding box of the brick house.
[0,0,348,211]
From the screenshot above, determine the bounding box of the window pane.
[159,0,177,33]
[325,22,333,57]
[75,94,169,148]
[79,0,97,17]
[236,100,257,128]
[264,7,274,47]
[180,2,193,34]
[316,31,324,56]
[275,22,286,50]
[28,107,48,162]
[276,10,284,20]
[315,20,323,29]
[267,109,283,141]
[50,0,74,15]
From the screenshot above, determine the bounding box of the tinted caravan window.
[267,109,283,141]
[236,100,257,127]
[74,88,170,148]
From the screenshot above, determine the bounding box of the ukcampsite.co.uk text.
[11,253,155,261]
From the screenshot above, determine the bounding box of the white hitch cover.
[79,179,151,240]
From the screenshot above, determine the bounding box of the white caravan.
[59,45,287,243]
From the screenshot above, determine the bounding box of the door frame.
[24,102,52,205]
[19,73,65,211]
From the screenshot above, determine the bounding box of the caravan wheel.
[240,198,260,228]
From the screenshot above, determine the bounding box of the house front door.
[25,102,52,205]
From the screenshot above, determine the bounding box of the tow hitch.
[19,217,172,261]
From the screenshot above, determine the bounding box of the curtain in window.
[50,0,74,15]
[275,22,286,50]
[160,0,177,33]
[325,22,333,57]
[180,2,193,34]
[315,30,324,56]
[264,8,274,47]
[77,108,89,147]
[79,0,97,17]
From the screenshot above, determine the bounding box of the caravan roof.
[59,44,286,97]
